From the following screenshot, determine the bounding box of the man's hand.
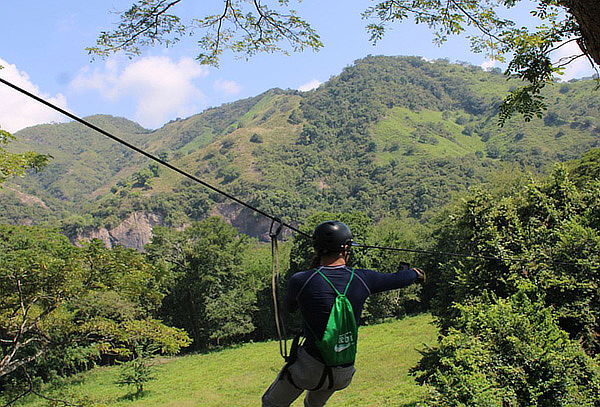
[414,268,426,283]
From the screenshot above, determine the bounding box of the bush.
[116,355,155,396]
[413,292,600,407]
[287,110,302,125]
[544,111,566,126]
[217,166,241,184]
[426,167,600,352]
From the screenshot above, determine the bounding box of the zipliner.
[262,220,425,407]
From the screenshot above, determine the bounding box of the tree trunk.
[187,288,201,347]
[564,0,600,67]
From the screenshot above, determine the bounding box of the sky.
[0,0,595,133]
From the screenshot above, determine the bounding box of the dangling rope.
[270,218,288,360]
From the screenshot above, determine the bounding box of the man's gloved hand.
[414,268,426,283]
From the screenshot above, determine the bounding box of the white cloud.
[298,79,321,92]
[214,79,242,95]
[71,56,209,128]
[552,40,596,81]
[480,59,499,71]
[0,58,68,133]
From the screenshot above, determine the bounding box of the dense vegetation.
[0,227,190,400]
[411,149,600,405]
[2,149,599,405]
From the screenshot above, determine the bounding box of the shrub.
[116,355,155,396]
[413,292,600,407]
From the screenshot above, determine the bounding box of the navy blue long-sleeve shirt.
[285,265,418,362]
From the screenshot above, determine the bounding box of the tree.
[131,167,155,189]
[145,217,255,348]
[116,352,156,397]
[87,0,322,66]
[0,129,50,185]
[0,226,84,380]
[89,1,599,123]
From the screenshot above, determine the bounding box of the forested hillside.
[2,56,599,247]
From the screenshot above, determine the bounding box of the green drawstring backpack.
[312,268,358,366]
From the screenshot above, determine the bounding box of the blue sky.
[0,0,594,132]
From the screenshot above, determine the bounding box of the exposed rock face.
[75,212,163,251]
[6,186,48,208]
[73,206,280,252]
[210,203,279,241]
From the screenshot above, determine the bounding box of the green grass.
[15,314,436,407]
[373,107,485,165]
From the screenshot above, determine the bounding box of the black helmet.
[312,221,353,254]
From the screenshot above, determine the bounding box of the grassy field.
[15,314,436,407]
[372,107,485,166]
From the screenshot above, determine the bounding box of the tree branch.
[215,0,232,57]
[547,37,581,53]
[1,368,80,407]
[448,0,507,45]
[98,0,184,53]
[555,52,586,68]
[0,348,45,378]
[0,278,57,378]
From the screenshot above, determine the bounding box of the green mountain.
[2,56,599,248]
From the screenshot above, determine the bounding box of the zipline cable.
[0,77,312,240]
[353,244,581,266]
[355,244,531,263]
[0,77,588,268]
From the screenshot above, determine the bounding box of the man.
[262,220,425,407]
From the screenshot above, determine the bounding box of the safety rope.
[269,219,288,360]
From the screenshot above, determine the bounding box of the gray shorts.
[262,347,356,407]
